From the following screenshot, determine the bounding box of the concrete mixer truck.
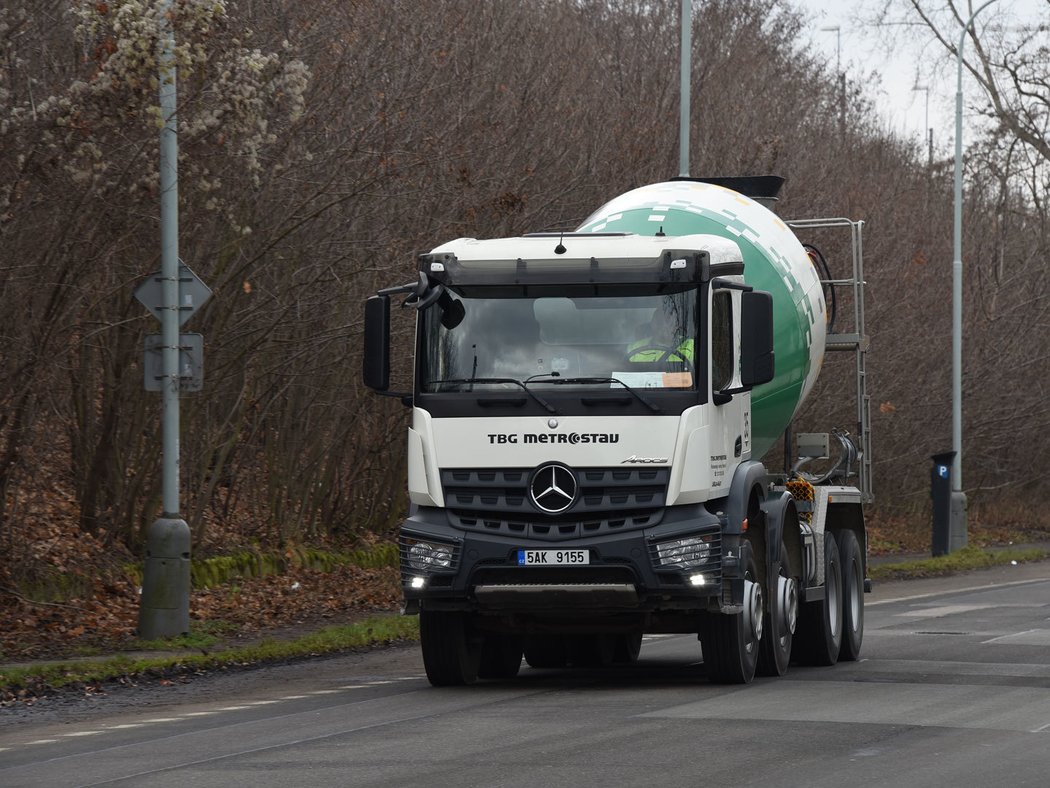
[362,176,872,685]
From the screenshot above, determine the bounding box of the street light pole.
[138,0,191,639]
[679,0,691,178]
[951,0,999,552]
[913,84,932,168]
[821,25,844,133]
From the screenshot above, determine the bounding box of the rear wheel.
[757,541,798,677]
[700,542,761,684]
[838,529,865,661]
[792,531,842,666]
[420,611,482,686]
[478,632,524,679]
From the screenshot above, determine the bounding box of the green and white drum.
[578,180,826,457]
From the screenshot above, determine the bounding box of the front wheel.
[420,611,482,686]
[700,541,761,684]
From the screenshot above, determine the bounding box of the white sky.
[791,0,1047,155]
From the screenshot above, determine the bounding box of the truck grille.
[441,467,669,533]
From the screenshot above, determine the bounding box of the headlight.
[654,536,713,569]
[407,541,453,571]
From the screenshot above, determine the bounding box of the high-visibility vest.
[627,337,695,363]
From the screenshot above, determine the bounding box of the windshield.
[420,289,699,392]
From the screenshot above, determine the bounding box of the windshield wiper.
[425,378,559,414]
[524,376,662,413]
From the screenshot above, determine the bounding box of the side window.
[711,290,734,390]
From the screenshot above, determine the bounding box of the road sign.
[134,261,212,327]
[144,333,204,391]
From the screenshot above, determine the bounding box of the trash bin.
[930,451,956,557]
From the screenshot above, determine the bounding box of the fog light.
[409,576,427,590]
[689,573,709,587]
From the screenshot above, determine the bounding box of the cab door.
[707,288,749,492]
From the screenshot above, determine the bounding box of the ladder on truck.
[786,218,872,504]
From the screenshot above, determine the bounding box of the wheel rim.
[743,576,763,649]
[847,558,862,632]
[828,562,842,639]
[778,573,799,638]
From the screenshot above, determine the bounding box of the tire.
[792,530,842,667]
[478,632,524,679]
[757,541,798,677]
[523,635,567,669]
[612,631,643,664]
[838,529,865,662]
[419,611,482,686]
[700,541,761,684]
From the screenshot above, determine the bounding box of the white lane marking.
[896,604,994,618]
[983,629,1039,645]
[5,679,427,751]
[1033,722,1050,733]
[868,577,1050,607]
[981,628,1050,646]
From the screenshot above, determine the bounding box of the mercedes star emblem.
[529,463,578,514]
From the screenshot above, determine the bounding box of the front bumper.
[399,505,741,616]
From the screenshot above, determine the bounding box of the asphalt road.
[3,562,1050,787]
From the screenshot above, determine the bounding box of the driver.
[627,309,694,363]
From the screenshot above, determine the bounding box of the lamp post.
[679,0,691,177]
[950,0,999,551]
[821,25,844,132]
[138,0,191,638]
[912,84,933,167]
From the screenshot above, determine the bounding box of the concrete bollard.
[137,517,191,639]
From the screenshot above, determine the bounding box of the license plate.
[517,549,590,566]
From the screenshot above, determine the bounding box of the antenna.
[554,230,566,255]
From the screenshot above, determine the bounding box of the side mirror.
[363,295,391,391]
[740,290,775,388]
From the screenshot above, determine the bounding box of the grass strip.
[0,614,419,694]
[869,545,1049,581]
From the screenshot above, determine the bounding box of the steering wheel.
[625,344,694,373]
